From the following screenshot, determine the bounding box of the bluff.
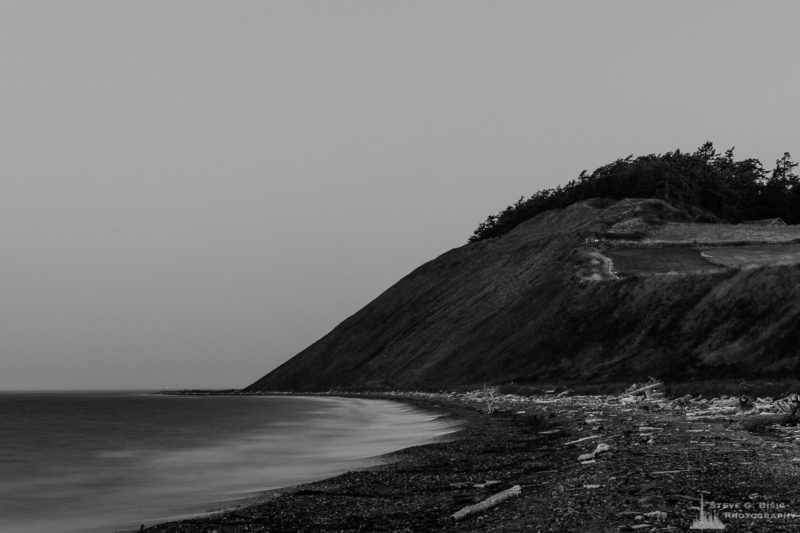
[246,198,800,392]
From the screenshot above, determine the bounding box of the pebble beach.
[142,389,800,532]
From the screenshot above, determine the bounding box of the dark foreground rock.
[142,393,800,532]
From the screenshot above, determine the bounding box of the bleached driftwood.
[615,382,662,399]
[452,485,522,521]
[465,386,501,414]
[577,442,612,462]
[685,413,738,421]
[564,435,600,446]
[733,413,794,431]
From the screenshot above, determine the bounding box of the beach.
[141,391,800,532]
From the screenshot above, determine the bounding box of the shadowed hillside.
[246,198,800,392]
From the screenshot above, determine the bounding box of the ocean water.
[0,392,457,533]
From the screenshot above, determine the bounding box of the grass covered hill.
[247,195,800,392]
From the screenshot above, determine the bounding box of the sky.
[2,1,800,390]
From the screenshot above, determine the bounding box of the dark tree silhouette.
[469,143,799,242]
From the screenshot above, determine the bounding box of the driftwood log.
[452,485,522,521]
[733,413,795,431]
[615,382,662,399]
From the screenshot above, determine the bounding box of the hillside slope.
[246,198,800,392]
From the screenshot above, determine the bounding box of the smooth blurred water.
[0,392,457,533]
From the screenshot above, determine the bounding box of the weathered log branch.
[452,485,522,521]
[733,413,795,431]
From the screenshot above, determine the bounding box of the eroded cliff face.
[246,199,800,392]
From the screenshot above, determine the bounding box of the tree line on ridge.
[469,142,800,242]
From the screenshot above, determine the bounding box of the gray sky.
[2,1,799,390]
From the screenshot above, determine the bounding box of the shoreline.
[139,394,487,532]
[124,393,459,533]
[143,391,800,532]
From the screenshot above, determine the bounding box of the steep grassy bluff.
[247,198,800,392]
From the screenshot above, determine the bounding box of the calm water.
[0,392,457,533]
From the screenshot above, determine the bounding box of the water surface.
[0,392,457,533]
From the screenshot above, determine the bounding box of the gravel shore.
[141,392,800,532]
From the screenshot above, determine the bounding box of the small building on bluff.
[743,218,787,226]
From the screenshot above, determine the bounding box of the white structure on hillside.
[743,218,786,226]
